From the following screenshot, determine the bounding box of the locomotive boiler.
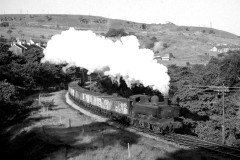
[68,81,181,134]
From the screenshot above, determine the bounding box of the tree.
[220,51,240,87]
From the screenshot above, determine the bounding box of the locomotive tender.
[68,81,181,134]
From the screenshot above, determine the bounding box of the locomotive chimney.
[164,95,169,106]
[151,95,159,104]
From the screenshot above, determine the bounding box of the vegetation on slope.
[168,50,240,145]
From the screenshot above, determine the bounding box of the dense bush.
[169,51,240,145]
[105,28,127,37]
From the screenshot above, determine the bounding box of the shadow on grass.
[43,120,141,159]
[155,148,222,160]
[0,119,141,160]
[0,99,54,160]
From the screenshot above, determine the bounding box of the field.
[1,14,240,66]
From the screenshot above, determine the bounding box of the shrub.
[209,30,215,34]
[79,17,89,24]
[150,36,157,42]
[0,80,16,103]
[141,24,147,30]
[46,15,52,21]
[105,28,127,37]
[163,42,169,49]
[0,22,9,27]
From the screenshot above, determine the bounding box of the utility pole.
[216,84,229,144]
[222,87,225,144]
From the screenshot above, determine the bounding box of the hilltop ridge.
[0,14,240,65]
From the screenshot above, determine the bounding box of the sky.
[1,0,240,35]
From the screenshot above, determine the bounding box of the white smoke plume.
[42,28,170,95]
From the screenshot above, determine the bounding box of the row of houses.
[153,53,175,61]
[9,39,46,55]
[210,44,240,53]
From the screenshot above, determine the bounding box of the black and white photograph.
[1,0,240,159]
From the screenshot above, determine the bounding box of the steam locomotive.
[68,81,182,134]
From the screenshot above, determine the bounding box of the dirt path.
[20,90,227,160]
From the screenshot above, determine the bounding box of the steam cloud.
[42,28,170,95]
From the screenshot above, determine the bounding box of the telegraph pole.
[222,87,225,144]
[216,84,229,144]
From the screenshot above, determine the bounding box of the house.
[210,45,240,53]
[161,53,171,61]
[9,42,27,55]
[9,39,44,55]
[154,53,174,61]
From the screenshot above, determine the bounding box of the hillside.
[1,14,240,65]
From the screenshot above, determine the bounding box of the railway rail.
[67,93,240,160]
[164,134,240,159]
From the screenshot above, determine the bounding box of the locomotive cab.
[130,95,150,104]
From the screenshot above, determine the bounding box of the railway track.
[68,93,240,160]
[130,126,240,160]
[165,134,240,159]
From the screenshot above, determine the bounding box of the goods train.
[68,81,182,134]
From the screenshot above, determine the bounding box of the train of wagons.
[68,81,182,134]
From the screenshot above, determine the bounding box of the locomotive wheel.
[149,124,153,131]
[140,120,146,128]
[103,110,107,116]
[109,112,112,118]
[159,127,163,134]
[143,122,150,130]
[152,124,160,134]
[169,125,173,133]
[165,126,169,134]
[107,112,111,118]
[130,118,135,125]
[133,119,140,127]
